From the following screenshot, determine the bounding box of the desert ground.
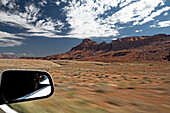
[0,59,170,113]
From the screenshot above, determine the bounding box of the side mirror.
[0,70,54,105]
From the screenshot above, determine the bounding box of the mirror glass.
[1,70,54,103]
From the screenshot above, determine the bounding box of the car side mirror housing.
[0,70,54,105]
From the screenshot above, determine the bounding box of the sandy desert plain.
[0,59,170,113]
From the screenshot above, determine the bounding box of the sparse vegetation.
[143,76,152,82]
[67,91,77,97]
[112,76,118,79]
[94,86,109,93]
[121,75,128,80]
[129,82,138,86]
[119,82,126,86]
[143,76,150,79]
[1,59,169,113]
[140,80,147,84]
[77,99,92,105]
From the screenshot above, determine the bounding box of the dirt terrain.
[0,59,170,113]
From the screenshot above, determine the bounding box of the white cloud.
[61,0,67,3]
[24,4,40,23]
[16,32,78,39]
[0,31,24,39]
[55,1,60,6]
[8,2,14,8]
[0,31,24,47]
[64,0,167,38]
[0,3,65,38]
[1,0,10,6]
[150,24,156,28]
[39,0,47,6]
[0,38,23,47]
[164,12,168,16]
[0,0,169,40]
[135,30,143,32]
[0,11,34,30]
[1,0,16,9]
[157,20,170,27]
[119,0,136,7]
[19,53,34,57]
[110,0,166,25]
[2,52,15,55]
[35,18,58,31]
[135,6,170,25]
[112,38,117,40]
[64,0,121,38]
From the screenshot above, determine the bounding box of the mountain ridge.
[22,34,170,62]
[0,54,19,59]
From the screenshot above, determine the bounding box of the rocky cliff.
[22,34,170,62]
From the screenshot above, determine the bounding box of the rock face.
[70,38,99,51]
[23,34,170,62]
[70,34,169,52]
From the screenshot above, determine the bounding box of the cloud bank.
[0,0,169,47]
[0,31,24,47]
[64,0,170,38]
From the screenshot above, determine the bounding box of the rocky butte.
[22,34,170,62]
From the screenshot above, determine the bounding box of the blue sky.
[0,0,170,57]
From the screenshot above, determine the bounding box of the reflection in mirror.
[1,70,53,103]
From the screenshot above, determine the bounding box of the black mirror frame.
[0,70,54,105]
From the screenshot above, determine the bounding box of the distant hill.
[0,54,19,59]
[22,34,170,62]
